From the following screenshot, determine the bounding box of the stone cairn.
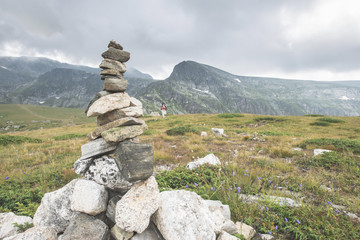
[2,41,244,240]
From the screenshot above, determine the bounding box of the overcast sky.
[1,0,360,81]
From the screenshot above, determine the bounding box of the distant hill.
[0,56,154,108]
[136,61,360,116]
[1,57,359,116]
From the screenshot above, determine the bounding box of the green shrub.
[317,117,345,123]
[13,222,34,233]
[299,138,360,154]
[217,113,244,118]
[254,117,286,122]
[310,121,331,126]
[299,152,344,169]
[0,135,42,146]
[166,126,200,136]
[53,133,86,141]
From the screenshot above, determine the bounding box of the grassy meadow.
[0,105,360,239]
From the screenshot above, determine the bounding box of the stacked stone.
[74,40,152,194]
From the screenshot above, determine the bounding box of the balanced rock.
[4,226,58,240]
[115,176,159,233]
[83,155,135,192]
[87,92,131,117]
[100,68,123,77]
[108,40,123,50]
[79,137,117,160]
[97,107,143,126]
[114,140,153,182]
[101,124,147,144]
[0,212,33,239]
[152,190,216,240]
[70,179,108,216]
[58,213,109,240]
[33,179,79,233]
[130,97,142,107]
[88,117,145,140]
[100,58,127,72]
[102,47,130,62]
[103,77,128,92]
[85,91,111,114]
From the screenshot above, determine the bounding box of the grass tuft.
[166,126,200,136]
[0,135,42,146]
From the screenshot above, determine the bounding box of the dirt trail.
[16,104,59,120]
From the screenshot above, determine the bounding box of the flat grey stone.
[104,77,127,92]
[80,138,117,160]
[102,47,130,62]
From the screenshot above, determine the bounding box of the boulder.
[82,155,135,192]
[212,128,225,136]
[114,141,153,182]
[201,131,208,137]
[87,92,131,117]
[97,107,144,126]
[204,200,231,220]
[111,225,133,240]
[186,153,221,170]
[115,176,159,233]
[101,124,148,144]
[108,40,123,50]
[104,77,128,92]
[211,210,237,235]
[0,212,33,239]
[314,149,332,156]
[100,68,124,77]
[106,195,123,223]
[33,179,78,233]
[256,234,274,240]
[236,222,256,240]
[102,47,130,62]
[70,179,108,215]
[85,91,111,114]
[79,137,117,160]
[152,190,216,240]
[88,117,145,140]
[217,231,239,240]
[58,213,109,240]
[3,226,57,240]
[100,58,127,72]
[130,222,164,240]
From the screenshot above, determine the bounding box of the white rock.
[211,210,237,235]
[258,234,274,240]
[236,222,256,240]
[217,231,239,240]
[33,179,78,233]
[314,149,332,156]
[292,148,303,151]
[201,131,208,137]
[0,212,33,239]
[115,176,159,233]
[152,190,216,240]
[111,225,134,240]
[212,128,224,136]
[87,92,131,117]
[186,153,221,170]
[3,226,57,240]
[204,200,231,220]
[70,179,108,215]
[320,185,332,192]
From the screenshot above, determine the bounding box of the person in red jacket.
[161,102,167,118]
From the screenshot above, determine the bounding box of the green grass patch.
[317,117,345,123]
[254,117,287,122]
[217,113,245,118]
[166,126,200,136]
[258,131,288,136]
[299,138,360,154]
[53,133,87,141]
[310,121,331,126]
[0,135,42,146]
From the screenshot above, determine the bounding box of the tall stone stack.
[74,40,153,193]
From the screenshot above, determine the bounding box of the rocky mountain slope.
[0,56,154,108]
[1,57,359,116]
[136,61,360,116]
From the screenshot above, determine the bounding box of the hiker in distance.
[161,102,167,118]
